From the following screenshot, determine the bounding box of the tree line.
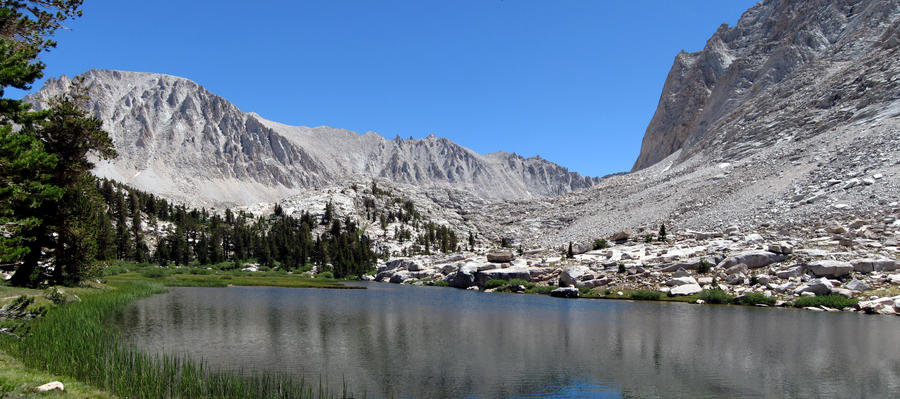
[96,180,379,279]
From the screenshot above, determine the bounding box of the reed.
[1,281,354,398]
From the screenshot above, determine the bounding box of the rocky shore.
[371,215,900,315]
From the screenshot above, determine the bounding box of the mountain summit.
[29,69,599,206]
[633,0,900,171]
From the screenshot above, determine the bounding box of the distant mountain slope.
[28,69,599,206]
[633,0,900,171]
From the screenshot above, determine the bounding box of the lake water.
[111,283,900,398]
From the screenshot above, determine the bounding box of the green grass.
[793,295,859,309]
[526,285,556,295]
[1,281,354,399]
[105,271,360,289]
[732,292,775,306]
[699,289,734,304]
[0,349,118,398]
[483,279,507,289]
[629,290,661,301]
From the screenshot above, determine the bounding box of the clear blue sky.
[17,0,758,177]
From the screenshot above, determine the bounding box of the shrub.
[630,290,661,301]
[316,271,334,279]
[190,267,212,275]
[617,264,626,274]
[43,288,67,305]
[699,289,733,304]
[101,264,127,276]
[593,239,609,250]
[140,268,169,278]
[529,285,556,295]
[793,295,859,309]
[578,285,591,295]
[697,259,711,274]
[484,279,507,289]
[433,280,450,287]
[604,288,613,295]
[732,292,775,306]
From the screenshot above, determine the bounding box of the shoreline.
[0,279,355,398]
[369,221,900,316]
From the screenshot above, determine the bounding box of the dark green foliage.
[630,290,661,300]
[527,285,556,295]
[483,279,507,289]
[0,295,46,338]
[140,268,170,279]
[99,179,377,279]
[433,280,449,287]
[593,238,608,250]
[658,224,667,241]
[697,259,711,274]
[732,292,775,306]
[617,264,626,274]
[566,242,574,258]
[793,295,859,309]
[699,289,733,304]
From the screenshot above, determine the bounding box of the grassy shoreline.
[1,274,357,398]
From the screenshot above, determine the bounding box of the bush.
[793,295,859,309]
[732,292,775,306]
[484,279,507,289]
[140,268,170,278]
[529,286,556,295]
[617,264,626,274]
[44,288,67,305]
[593,239,609,250]
[578,285,592,295]
[699,289,733,304]
[100,264,127,276]
[433,280,449,287]
[316,271,334,279]
[507,278,533,289]
[697,259,711,274]
[189,267,212,275]
[630,290,661,301]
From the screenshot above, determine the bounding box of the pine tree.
[567,242,574,258]
[658,223,667,241]
[1,1,86,286]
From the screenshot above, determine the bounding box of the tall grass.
[1,282,353,398]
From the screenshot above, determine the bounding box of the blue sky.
[19,0,758,177]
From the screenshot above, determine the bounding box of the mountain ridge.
[28,69,600,206]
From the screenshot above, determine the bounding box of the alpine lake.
[110,282,900,398]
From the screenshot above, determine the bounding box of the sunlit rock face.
[633,0,900,171]
[29,69,599,207]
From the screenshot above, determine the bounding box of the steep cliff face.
[29,69,598,206]
[633,0,900,171]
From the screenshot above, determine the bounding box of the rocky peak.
[29,69,599,206]
[632,0,900,171]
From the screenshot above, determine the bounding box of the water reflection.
[111,284,900,398]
